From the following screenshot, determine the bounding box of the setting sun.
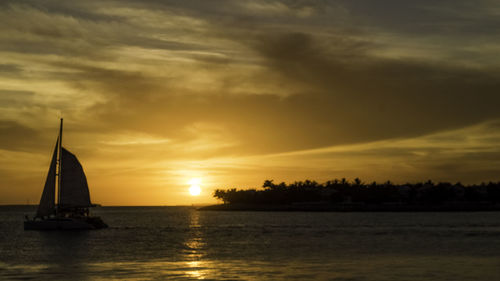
[188,178,202,196]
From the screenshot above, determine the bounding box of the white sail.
[59,147,91,208]
[36,140,58,218]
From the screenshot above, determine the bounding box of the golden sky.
[1,0,500,205]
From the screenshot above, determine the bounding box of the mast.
[57,118,63,209]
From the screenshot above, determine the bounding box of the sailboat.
[24,119,107,230]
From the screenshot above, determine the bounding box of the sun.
[188,178,202,196]
[189,185,201,196]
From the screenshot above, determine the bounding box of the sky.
[1,0,500,205]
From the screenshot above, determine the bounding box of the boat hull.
[24,216,107,230]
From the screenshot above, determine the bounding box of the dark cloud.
[68,29,500,155]
[0,64,23,74]
[51,62,165,95]
[335,0,500,35]
[0,90,34,106]
[2,0,490,156]
[0,1,123,23]
[0,1,229,62]
[0,120,48,152]
[252,31,500,137]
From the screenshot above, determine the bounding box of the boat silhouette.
[24,119,107,230]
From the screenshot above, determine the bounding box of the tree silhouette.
[212,179,500,207]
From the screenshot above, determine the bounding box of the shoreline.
[198,203,500,212]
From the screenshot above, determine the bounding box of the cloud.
[242,120,500,184]
[0,119,48,152]
[1,0,500,204]
[1,1,499,155]
[250,31,500,140]
[0,90,33,106]
[72,29,500,156]
[0,64,23,75]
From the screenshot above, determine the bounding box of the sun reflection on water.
[185,260,205,279]
[182,210,207,279]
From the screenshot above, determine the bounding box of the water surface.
[1,206,500,280]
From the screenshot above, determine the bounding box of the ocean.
[1,206,500,280]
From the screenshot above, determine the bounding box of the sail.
[59,147,92,208]
[36,140,58,217]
